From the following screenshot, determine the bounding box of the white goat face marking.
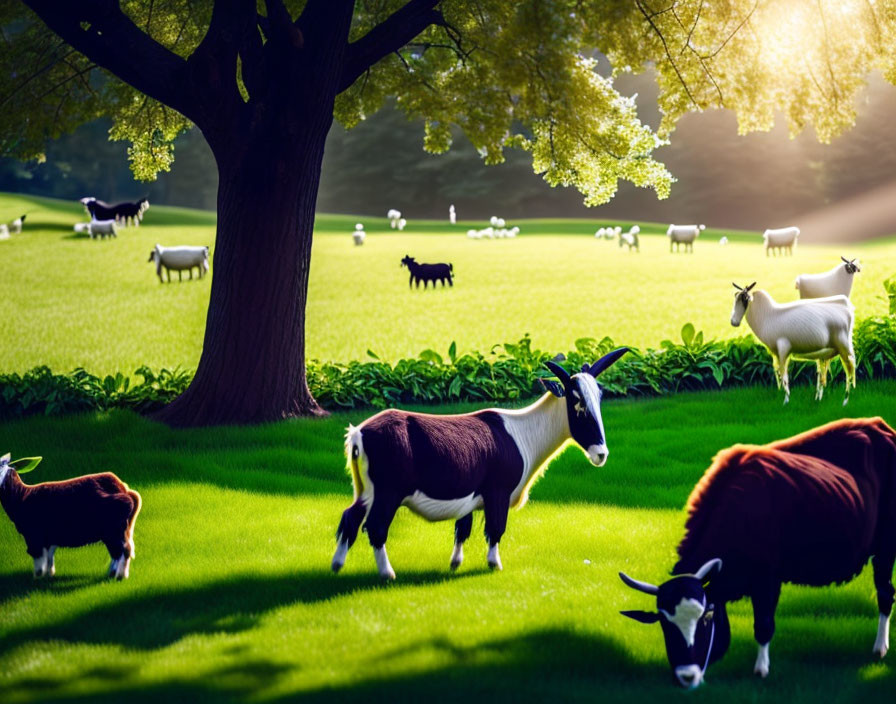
[730,294,749,327]
[573,375,607,465]
[660,598,706,647]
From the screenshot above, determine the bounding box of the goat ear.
[544,360,571,389]
[589,348,629,377]
[10,456,42,474]
[620,610,661,624]
[1,453,9,464]
[694,558,723,582]
[539,378,564,397]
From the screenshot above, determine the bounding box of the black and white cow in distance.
[331,348,629,579]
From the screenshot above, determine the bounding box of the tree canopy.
[7,0,892,210]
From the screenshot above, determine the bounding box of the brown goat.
[0,456,142,580]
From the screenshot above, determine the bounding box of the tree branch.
[188,0,256,106]
[20,0,198,120]
[339,0,442,93]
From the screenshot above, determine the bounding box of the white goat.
[719,236,729,246]
[387,209,401,228]
[730,282,856,404]
[795,257,860,299]
[667,224,704,253]
[595,227,606,239]
[763,226,799,256]
[353,223,366,246]
[449,204,456,224]
[148,244,210,283]
[0,224,8,240]
[397,218,407,231]
[618,228,639,252]
[88,219,118,239]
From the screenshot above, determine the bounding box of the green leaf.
[448,341,457,364]
[366,349,380,359]
[10,456,42,474]
[681,322,696,348]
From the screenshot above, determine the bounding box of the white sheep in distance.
[397,218,407,231]
[719,236,729,246]
[353,223,366,246]
[763,226,799,256]
[730,282,856,404]
[595,227,606,239]
[618,227,639,252]
[387,209,401,228]
[667,224,704,253]
[449,204,456,224]
[0,224,8,240]
[148,244,210,283]
[507,226,519,238]
[795,257,860,299]
[88,219,118,239]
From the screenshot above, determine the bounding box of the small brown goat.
[0,454,142,580]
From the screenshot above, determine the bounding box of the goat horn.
[732,282,743,291]
[544,360,571,388]
[841,256,849,263]
[619,571,659,595]
[694,558,723,581]
[746,282,757,291]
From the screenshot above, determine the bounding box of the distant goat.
[353,223,366,246]
[400,254,453,288]
[0,224,8,240]
[80,197,149,226]
[0,454,142,580]
[87,219,118,239]
[795,257,860,299]
[667,224,704,253]
[619,227,640,252]
[9,214,25,234]
[387,209,402,228]
[148,244,210,282]
[762,227,799,256]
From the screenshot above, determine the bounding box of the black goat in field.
[80,197,150,226]
[400,255,454,289]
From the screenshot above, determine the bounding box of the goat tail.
[345,424,365,500]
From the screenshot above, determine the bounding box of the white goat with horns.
[730,282,856,405]
[795,257,861,299]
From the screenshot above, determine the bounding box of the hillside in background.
[3,73,896,235]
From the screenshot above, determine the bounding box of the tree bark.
[153,102,331,426]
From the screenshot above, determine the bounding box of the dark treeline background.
[3,72,896,230]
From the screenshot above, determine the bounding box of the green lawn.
[2,383,895,703]
[1,192,894,375]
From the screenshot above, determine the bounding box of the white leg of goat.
[753,642,770,678]
[450,543,464,571]
[47,546,57,577]
[487,544,503,571]
[874,613,890,658]
[775,343,792,404]
[332,541,349,572]
[374,546,396,581]
[33,549,48,578]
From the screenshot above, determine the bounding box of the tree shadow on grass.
[0,567,486,655]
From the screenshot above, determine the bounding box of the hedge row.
[1,314,895,419]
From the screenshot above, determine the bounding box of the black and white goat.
[332,349,629,579]
[0,454,142,580]
[80,197,150,226]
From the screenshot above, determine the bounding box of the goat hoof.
[873,645,888,659]
[753,665,769,678]
[331,560,344,574]
[450,559,461,571]
[488,560,503,571]
[380,569,396,581]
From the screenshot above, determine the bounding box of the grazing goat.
[795,257,860,299]
[449,204,456,224]
[387,209,402,228]
[730,282,855,404]
[80,197,149,226]
[620,418,896,688]
[400,254,453,288]
[149,244,210,282]
[9,214,25,234]
[667,224,704,253]
[719,236,728,246]
[618,228,640,252]
[353,223,366,246]
[332,350,629,579]
[0,454,142,580]
[762,226,799,256]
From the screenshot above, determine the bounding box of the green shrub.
[2,316,895,418]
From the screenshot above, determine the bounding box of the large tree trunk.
[153,104,332,427]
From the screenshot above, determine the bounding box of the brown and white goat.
[0,454,142,580]
[331,349,629,579]
[619,417,896,688]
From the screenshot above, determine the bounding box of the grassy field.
[1,383,895,703]
[1,192,894,375]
